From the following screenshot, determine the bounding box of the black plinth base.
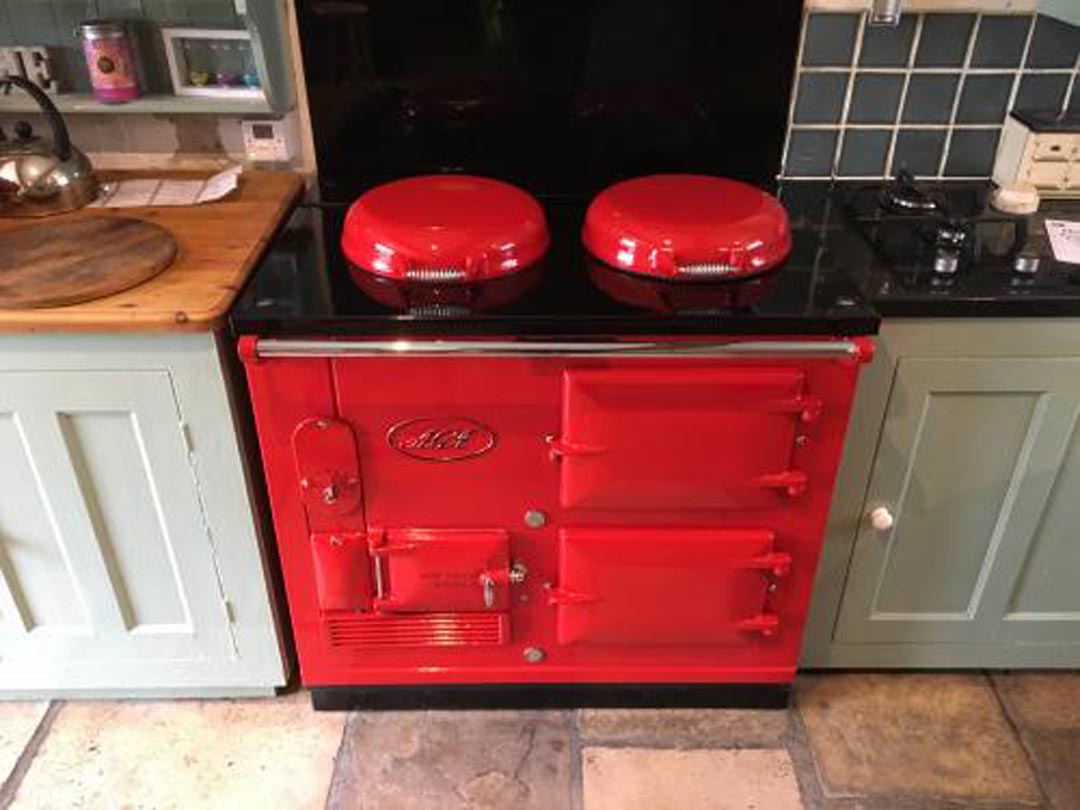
[310,683,791,711]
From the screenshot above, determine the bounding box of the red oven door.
[551,526,789,645]
[553,366,819,510]
[370,528,511,613]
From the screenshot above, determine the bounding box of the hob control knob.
[933,250,960,275]
[1013,254,1040,275]
[869,506,895,531]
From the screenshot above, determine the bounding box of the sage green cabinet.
[803,320,1080,668]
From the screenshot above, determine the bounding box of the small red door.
[554,366,820,510]
[550,526,789,645]
[369,528,512,613]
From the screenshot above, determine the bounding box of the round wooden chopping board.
[0,216,177,309]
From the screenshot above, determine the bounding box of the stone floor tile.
[9,691,344,810]
[1023,729,1080,810]
[327,710,573,810]
[796,673,1039,804]
[582,747,802,810]
[0,702,47,785]
[993,672,1080,730]
[578,708,789,748]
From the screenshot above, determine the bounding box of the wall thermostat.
[241,118,292,164]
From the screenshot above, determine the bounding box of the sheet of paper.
[90,165,242,209]
[1045,220,1080,265]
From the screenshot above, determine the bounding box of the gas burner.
[844,178,1032,281]
[930,220,969,250]
[880,170,944,215]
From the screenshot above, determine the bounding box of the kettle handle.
[0,75,72,161]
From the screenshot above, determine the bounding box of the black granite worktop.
[231,181,1080,337]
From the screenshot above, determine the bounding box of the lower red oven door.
[550,526,788,645]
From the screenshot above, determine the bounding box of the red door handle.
[754,470,808,497]
[767,396,824,422]
[548,437,606,460]
[739,613,780,637]
[546,585,601,606]
[746,552,793,578]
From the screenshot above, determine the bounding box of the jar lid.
[78,20,127,36]
[341,175,549,283]
[583,174,792,281]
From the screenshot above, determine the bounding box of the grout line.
[568,709,585,810]
[785,686,832,809]
[785,174,992,180]
[1061,55,1079,115]
[1003,14,1038,125]
[778,8,813,178]
[936,12,984,178]
[798,66,1073,76]
[793,122,1007,129]
[829,10,869,176]
[0,701,62,810]
[322,709,355,810]
[985,671,1052,810]
[884,14,925,177]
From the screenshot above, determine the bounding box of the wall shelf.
[0,92,274,116]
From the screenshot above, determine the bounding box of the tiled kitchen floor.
[0,673,1077,809]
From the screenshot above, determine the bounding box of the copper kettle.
[0,75,98,217]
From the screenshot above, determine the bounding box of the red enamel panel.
[553,527,780,645]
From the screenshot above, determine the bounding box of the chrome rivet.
[795,435,809,447]
[524,509,547,529]
[329,535,343,547]
[523,647,545,663]
[315,419,329,429]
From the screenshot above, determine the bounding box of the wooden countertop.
[0,170,303,333]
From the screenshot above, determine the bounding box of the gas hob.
[837,175,1080,317]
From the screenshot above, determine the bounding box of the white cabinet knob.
[869,506,895,531]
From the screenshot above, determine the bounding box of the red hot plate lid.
[341,175,549,283]
[583,174,792,281]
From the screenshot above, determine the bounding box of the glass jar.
[78,20,140,103]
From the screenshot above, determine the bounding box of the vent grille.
[326,612,509,649]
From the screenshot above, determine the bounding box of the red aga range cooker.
[233,173,878,709]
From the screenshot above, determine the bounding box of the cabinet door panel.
[998,409,1080,642]
[0,371,235,680]
[835,358,1080,645]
